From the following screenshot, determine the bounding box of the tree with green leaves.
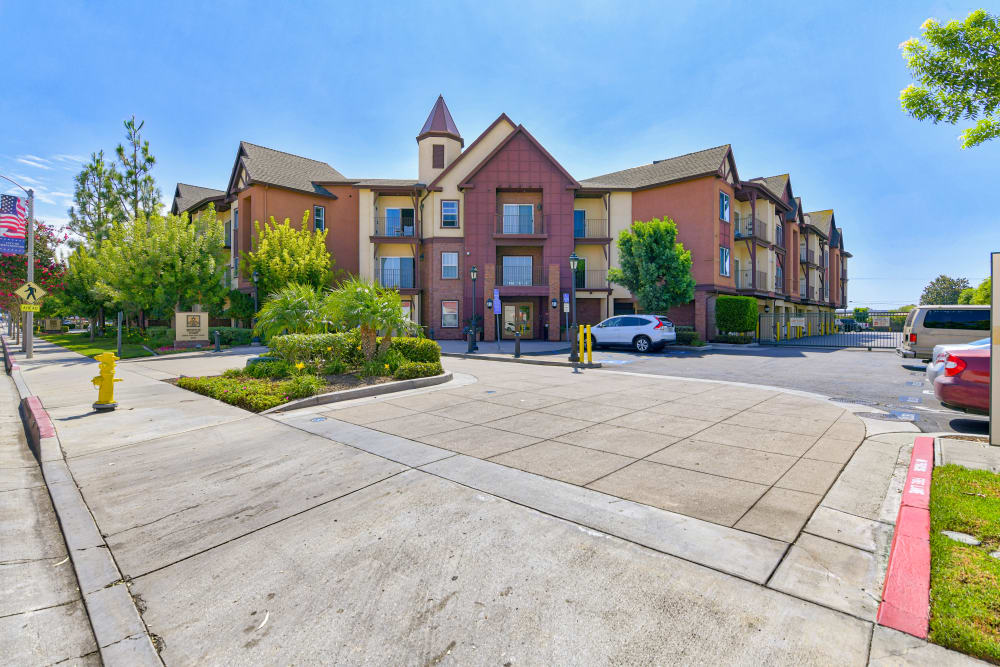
[900,10,1000,148]
[252,283,331,340]
[326,277,414,361]
[960,276,992,304]
[958,287,976,304]
[920,274,970,304]
[63,245,116,339]
[853,307,870,323]
[114,115,161,219]
[898,304,917,312]
[608,217,695,314]
[242,211,333,299]
[67,150,122,247]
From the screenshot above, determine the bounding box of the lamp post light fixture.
[470,265,478,352]
[568,252,580,363]
[551,298,558,309]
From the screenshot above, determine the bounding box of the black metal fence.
[757,310,908,349]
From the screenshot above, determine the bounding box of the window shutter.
[432,145,444,169]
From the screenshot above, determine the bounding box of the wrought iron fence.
[757,310,908,349]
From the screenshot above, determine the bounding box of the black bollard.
[514,331,521,358]
[467,330,475,354]
[214,330,221,352]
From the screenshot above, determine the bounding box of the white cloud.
[49,191,74,198]
[22,154,51,164]
[12,174,43,186]
[51,154,85,164]
[16,156,52,170]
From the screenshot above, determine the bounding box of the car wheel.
[633,335,651,352]
[590,335,601,349]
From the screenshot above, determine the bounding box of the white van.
[896,305,990,361]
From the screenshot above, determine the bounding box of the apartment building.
[172,96,849,340]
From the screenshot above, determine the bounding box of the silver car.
[925,337,990,384]
[590,315,676,352]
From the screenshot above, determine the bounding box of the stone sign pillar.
[175,312,210,348]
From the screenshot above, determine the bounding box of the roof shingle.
[240,141,344,195]
[171,183,224,215]
[580,145,730,190]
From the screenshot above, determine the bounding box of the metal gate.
[757,311,907,349]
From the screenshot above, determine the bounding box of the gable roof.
[748,174,789,202]
[171,183,224,215]
[417,95,463,146]
[226,141,344,197]
[579,145,733,190]
[804,209,834,239]
[458,124,581,189]
[426,113,516,191]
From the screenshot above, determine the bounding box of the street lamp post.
[251,270,260,344]
[0,174,35,358]
[470,265,478,352]
[569,252,579,363]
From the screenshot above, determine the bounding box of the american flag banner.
[0,193,28,255]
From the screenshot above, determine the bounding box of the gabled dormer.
[417,95,463,184]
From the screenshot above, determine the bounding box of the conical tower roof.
[417,95,462,145]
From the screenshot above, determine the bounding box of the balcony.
[496,213,545,236]
[774,225,784,249]
[373,217,416,238]
[496,264,547,287]
[799,279,806,299]
[734,213,769,243]
[377,268,415,290]
[775,271,784,293]
[735,269,771,291]
[799,245,816,265]
[574,217,609,240]
[735,269,752,290]
[575,269,608,290]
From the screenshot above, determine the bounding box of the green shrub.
[715,295,758,333]
[270,331,363,366]
[675,330,704,346]
[177,376,288,412]
[393,361,443,380]
[387,337,440,363]
[210,327,253,346]
[222,368,243,379]
[711,333,754,344]
[321,359,348,376]
[244,360,292,379]
[284,374,324,399]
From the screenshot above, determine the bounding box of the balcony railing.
[496,264,547,287]
[496,214,544,235]
[735,269,752,290]
[734,213,769,243]
[575,269,608,289]
[574,217,609,239]
[757,271,768,291]
[377,269,415,289]
[775,271,784,293]
[799,245,816,264]
[373,217,416,237]
[774,225,784,248]
[799,279,806,298]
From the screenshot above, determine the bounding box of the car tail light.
[909,333,917,343]
[944,354,967,377]
[653,320,663,329]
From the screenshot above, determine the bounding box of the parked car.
[589,315,676,352]
[896,304,990,361]
[933,348,990,415]
[837,318,859,332]
[926,337,990,385]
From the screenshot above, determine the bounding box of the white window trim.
[441,200,459,228]
[313,206,325,231]
[720,246,731,277]
[441,251,459,279]
[441,300,459,328]
[719,192,730,222]
[502,203,534,233]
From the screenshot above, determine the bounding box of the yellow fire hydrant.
[92,352,122,411]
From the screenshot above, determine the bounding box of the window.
[313,206,325,232]
[441,200,459,228]
[379,257,414,288]
[502,256,532,286]
[441,301,459,328]
[574,209,586,237]
[719,246,731,277]
[502,203,534,234]
[232,209,238,252]
[574,256,587,288]
[599,317,623,327]
[441,252,458,279]
[432,144,445,169]
[922,309,989,331]
[384,208,415,237]
[719,191,730,222]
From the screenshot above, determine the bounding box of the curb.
[4,336,161,665]
[877,435,934,639]
[262,371,455,414]
[442,352,601,368]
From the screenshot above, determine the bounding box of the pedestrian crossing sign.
[15,281,46,303]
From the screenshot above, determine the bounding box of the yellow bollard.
[586,325,592,364]
[91,351,122,411]
[578,324,585,359]
[777,321,781,342]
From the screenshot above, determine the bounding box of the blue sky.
[1,1,996,308]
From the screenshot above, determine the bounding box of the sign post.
[493,288,501,353]
[25,190,34,358]
[992,252,999,446]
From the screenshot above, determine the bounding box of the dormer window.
[432,145,445,169]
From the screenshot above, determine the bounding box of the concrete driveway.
[10,339,970,665]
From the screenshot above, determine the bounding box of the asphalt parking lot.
[590,344,988,435]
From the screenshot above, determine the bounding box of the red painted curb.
[24,395,56,439]
[877,436,934,639]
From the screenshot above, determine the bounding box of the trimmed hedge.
[210,327,253,346]
[176,375,322,412]
[269,332,440,366]
[394,361,443,380]
[711,333,754,344]
[715,295,758,333]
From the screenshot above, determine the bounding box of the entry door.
[502,303,533,339]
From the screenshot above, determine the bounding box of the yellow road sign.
[20,303,41,312]
[15,281,47,303]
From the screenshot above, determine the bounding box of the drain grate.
[830,398,879,406]
[855,411,919,422]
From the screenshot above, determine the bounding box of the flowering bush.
[176,375,321,412]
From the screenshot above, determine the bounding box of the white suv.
[590,315,676,352]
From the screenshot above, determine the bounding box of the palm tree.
[253,283,331,340]
[326,277,414,360]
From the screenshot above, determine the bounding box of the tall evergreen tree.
[114,115,161,220]
[67,150,121,246]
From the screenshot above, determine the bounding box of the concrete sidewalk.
[8,336,982,664]
[1,372,98,664]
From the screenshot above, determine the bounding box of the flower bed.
[174,333,443,412]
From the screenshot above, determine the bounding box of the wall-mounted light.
[551,298,558,308]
